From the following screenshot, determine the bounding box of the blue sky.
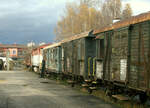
[0,0,149,44]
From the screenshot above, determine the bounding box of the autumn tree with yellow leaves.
[55,0,132,41]
[121,3,132,20]
[55,2,103,41]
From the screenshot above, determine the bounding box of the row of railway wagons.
[43,31,96,81]
[30,12,150,102]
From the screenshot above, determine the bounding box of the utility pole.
[6,49,10,71]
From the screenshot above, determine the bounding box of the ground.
[0,70,118,108]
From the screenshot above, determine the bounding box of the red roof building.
[0,44,28,59]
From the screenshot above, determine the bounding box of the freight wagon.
[60,30,96,81]
[31,44,50,72]
[43,42,62,77]
[43,31,96,82]
[94,12,150,102]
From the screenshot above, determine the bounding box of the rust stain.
[94,11,150,36]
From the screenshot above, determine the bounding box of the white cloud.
[122,0,150,15]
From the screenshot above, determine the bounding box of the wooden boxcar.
[61,31,96,80]
[94,12,150,98]
[43,43,62,75]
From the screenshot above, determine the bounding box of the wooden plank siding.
[95,20,150,91]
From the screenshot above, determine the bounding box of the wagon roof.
[39,43,51,49]
[43,42,61,50]
[0,44,27,49]
[43,31,93,49]
[94,11,150,35]
[32,43,51,51]
[61,31,91,43]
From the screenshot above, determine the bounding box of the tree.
[101,0,122,26]
[54,2,103,41]
[121,3,132,20]
[54,3,78,41]
[54,0,132,41]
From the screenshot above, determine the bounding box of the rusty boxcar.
[94,12,150,101]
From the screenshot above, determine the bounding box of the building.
[0,44,28,59]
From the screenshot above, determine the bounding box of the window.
[13,50,16,55]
